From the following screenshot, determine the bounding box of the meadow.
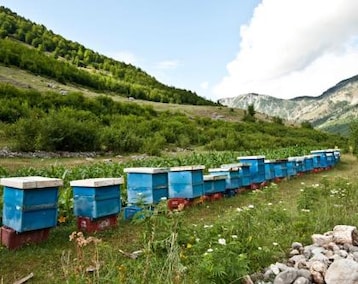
[0,150,357,283]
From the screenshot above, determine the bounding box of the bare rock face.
[325,259,358,284]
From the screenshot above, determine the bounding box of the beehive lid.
[0,176,63,189]
[220,163,243,169]
[310,150,327,154]
[209,167,239,172]
[204,174,227,181]
[70,177,124,187]
[123,167,169,174]
[170,165,205,171]
[264,160,275,163]
[237,155,265,160]
[288,156,304,161]
[304,155,314,159]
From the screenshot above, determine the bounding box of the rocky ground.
[246,225,358,284]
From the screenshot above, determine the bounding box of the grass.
[0,154,356,283]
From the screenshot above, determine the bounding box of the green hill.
[0,6,214,105]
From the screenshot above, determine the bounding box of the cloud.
[155,60,180,70]
[109,51,138,65]
[200,81,209,90]
[213,0,358,99]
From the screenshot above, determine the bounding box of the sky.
[1,0,358,101]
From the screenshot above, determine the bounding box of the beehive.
[124,167,168,204]
[237,156,265,184]
[203,174,227,195]
[209,165,240,190]
[1,176,63,232]
[70,178,123,219]
[168,166,204,199]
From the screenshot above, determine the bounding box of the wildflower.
[300,189,304,192]
[58,216,67,223]
[248,204,254,209]
[218,238,226,245]
[195,238,200,243]
[231,235,238,239]
[160,197,167,201]
[207,248,213,253]
[186,243,192,249]
[273,242,278,246]
[267,202,273,206]
[301,209,310,213]
[204,224,213,229]
[301,182,305,185]
[236,207,243,212]
[258,247,262,250]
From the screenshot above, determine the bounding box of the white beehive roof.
[70,177,124,187]
[0,176,63,189]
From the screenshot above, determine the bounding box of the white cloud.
[200,81,209,90]
[155,60,180,70]
[109,51,138,65]
[213,0,358,100]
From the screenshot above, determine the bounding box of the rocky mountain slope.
[219,75,358,135]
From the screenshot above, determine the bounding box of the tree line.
[0,83,346,155]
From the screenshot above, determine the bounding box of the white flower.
[248,204,254,209]
[207,248,213,253]
[301,209,310,212]
[195,238,200,243]
[273,242,278,246]
[204,224,213,229]
[300,189,304,192]
[236,208,243,212]
[301,182,305,185]
[231,235,238,239]
[218,238,226,245]
[160,197,167,201]
[258,247,262,250]
[267,202,273,206]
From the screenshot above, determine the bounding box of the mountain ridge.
[219,74,358,135]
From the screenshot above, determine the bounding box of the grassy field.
[0,153,357,283]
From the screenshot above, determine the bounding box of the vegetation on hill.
[0,83,346,154]
[0,6,214,105]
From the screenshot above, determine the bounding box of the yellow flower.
[186,243,192,249]
[58,216,67,223]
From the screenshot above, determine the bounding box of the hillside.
[0,6,214,106]
[219,75,358,136]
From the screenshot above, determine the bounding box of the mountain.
[0,6,214,106]
[219,75,358,135]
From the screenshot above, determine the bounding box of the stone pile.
[249,225,358,284]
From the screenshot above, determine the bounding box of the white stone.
[325,259,358,284]
[312,234,333,246]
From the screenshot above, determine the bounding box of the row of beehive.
[0,149,340,249]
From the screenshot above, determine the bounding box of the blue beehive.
[311,155,320,170]
[203,174,227,195]
[303,155,314,172]
[310,150,328,168]
[237,156,265,184]
[278,159,288,177]
[240,164,251,186]
[289,156,305,174]
[124,167,168,205]
[70,178,123,219]
[325,151,335,167]
[264,160,275,181]
[213,163,243,190]
[168,166,205,199]
[1,176,63,232]
[272,160,284,179]
[286,160,297,177]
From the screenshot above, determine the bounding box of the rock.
[293,276,310,284]
[289,255,307,269]
[312,234,333,246]
[297,269,311,280]
[242,275,254,284]
[325,259,358,284]
[290,249,300,256]
[274,269,299,284]
[338,249,348,258]
[269,264,281,275]
[332,225,358,245]
[309,261,326,284]
[292,242,304,251]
